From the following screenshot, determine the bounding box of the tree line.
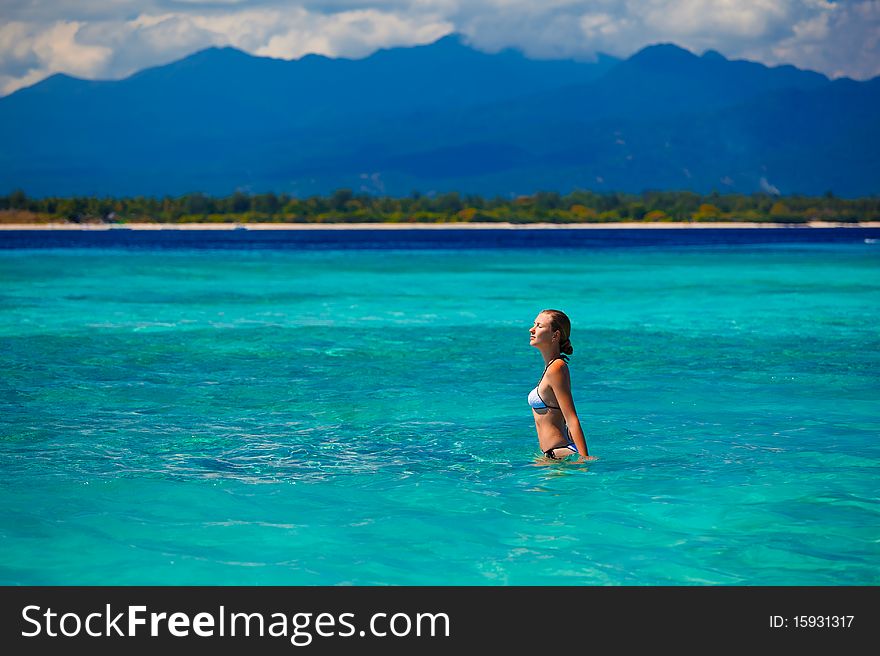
[1,188,878,224]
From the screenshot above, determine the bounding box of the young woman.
[528,309,596,461]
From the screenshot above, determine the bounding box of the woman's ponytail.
[542,308,573,362]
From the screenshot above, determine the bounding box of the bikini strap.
[538,357,562,384]
[540,357,558,376]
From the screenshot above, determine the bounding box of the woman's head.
[529,309,573,360]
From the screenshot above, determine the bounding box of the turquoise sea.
[1,229,878,585]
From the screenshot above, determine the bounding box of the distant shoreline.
[2,221,879,231]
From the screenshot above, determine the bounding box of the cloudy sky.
[1,0,878,96]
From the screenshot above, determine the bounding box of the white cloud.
[764,1,880,80]
[0,20,113,94]
[0,1,878,96]
[641,0,791,38]
[254,9,452,59]
[0,22,37,70]
[760,176,781,195]
[454,1,880,77]
[452,1,818,62]
[33,21,113,72]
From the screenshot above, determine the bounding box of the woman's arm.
[548,363,595,460]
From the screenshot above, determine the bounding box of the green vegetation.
[1,189,878,224]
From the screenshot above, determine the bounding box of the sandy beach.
[1,221,878,230]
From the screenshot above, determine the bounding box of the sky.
[1,0,878,96]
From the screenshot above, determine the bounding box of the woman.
[528,309,595,461]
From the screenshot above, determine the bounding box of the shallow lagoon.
[1,229,878,584]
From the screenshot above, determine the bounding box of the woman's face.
[529,313,557,348]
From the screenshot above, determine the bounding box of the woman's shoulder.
[547,358,569,377]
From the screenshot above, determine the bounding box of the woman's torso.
[529,360,570,451]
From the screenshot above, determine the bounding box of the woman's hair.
[541,308,573,361]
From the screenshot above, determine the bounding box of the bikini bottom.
[543,431,579,460]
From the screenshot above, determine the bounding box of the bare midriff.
[532,395,569,452]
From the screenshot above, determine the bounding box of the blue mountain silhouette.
[1,34,876,197]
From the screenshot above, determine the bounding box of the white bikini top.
[528,358,561,410]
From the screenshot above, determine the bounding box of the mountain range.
[1,34,877,198]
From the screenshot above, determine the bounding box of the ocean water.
[1,229,878,585]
